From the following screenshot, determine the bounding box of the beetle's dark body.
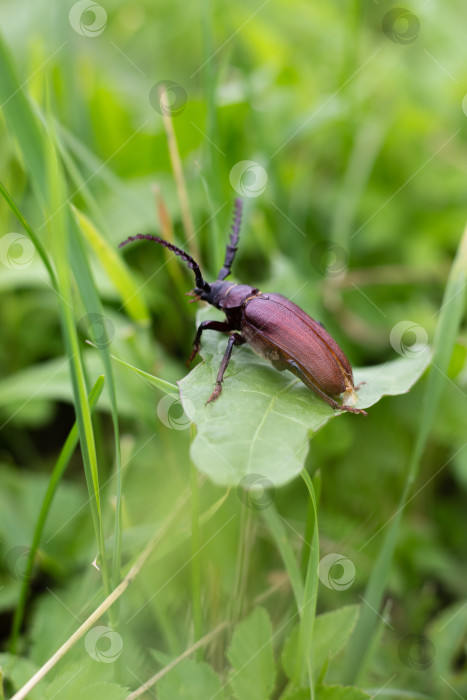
[198,280,358,410]
[119,199,365,415]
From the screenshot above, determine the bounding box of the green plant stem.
[300,470,321,580]
[262,504,304,610]
[190,459,203,658]
[230,502,252,624]
[298,468,320,695]
[201,0,224,273]
[0,180,56,286]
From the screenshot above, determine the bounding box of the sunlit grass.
[0,1,466,698]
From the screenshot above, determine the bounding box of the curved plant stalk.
[86,341,177,394]
[261,468,320,695]
[261,504,305,609]
[342,224,467,683]
[298,468,320,695]
[0,180,56,286]
[229,502,254,624]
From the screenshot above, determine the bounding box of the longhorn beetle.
[119,199,366,415]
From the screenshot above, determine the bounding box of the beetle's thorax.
[202,281,260,310]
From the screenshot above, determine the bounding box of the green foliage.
[315,686,371,700]
[157,658,224,700]
[0,1,466,699]
[227,607,276,700]
[282,606,360,685]
[0,654,40,700]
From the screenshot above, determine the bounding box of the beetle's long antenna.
[217,198,243,281]
[119,234,210,292]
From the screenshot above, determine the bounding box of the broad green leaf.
[42,663,129,700]
[179,309,431,487]
[279,684,370,700]
[0,654,41,700]
[71,205,150,325]
[282,625,305,685]
[75,683,129,700]
[315,685,371,700]
[428,600,467,679]
[282,606,359,684]
[157,658,224,700]
[278,689,311,700]
[227,606,276,700]
[312,606,360,680]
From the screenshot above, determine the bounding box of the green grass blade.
[0,36,45,197]
[298,468,320,692]
[9,376,105,654]
[0,180,56,286]
[200,0,224,273]
[44,133,111,595]
[0,35,112,595]
[342,224,467,683]
[261,503,304,611]
[66,219,123,592]
[71,204,150,325]
[95,346,177,393]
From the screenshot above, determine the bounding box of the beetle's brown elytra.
[119,199,367,415]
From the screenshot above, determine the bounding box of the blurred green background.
[0,0,466,697]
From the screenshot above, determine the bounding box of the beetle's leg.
[206,333,246,404]
[285,360,367,416]
[187,320,232,367]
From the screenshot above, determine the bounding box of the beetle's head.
[119,201,243,311]
[199,280,227,307]
[188,279,226,307]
